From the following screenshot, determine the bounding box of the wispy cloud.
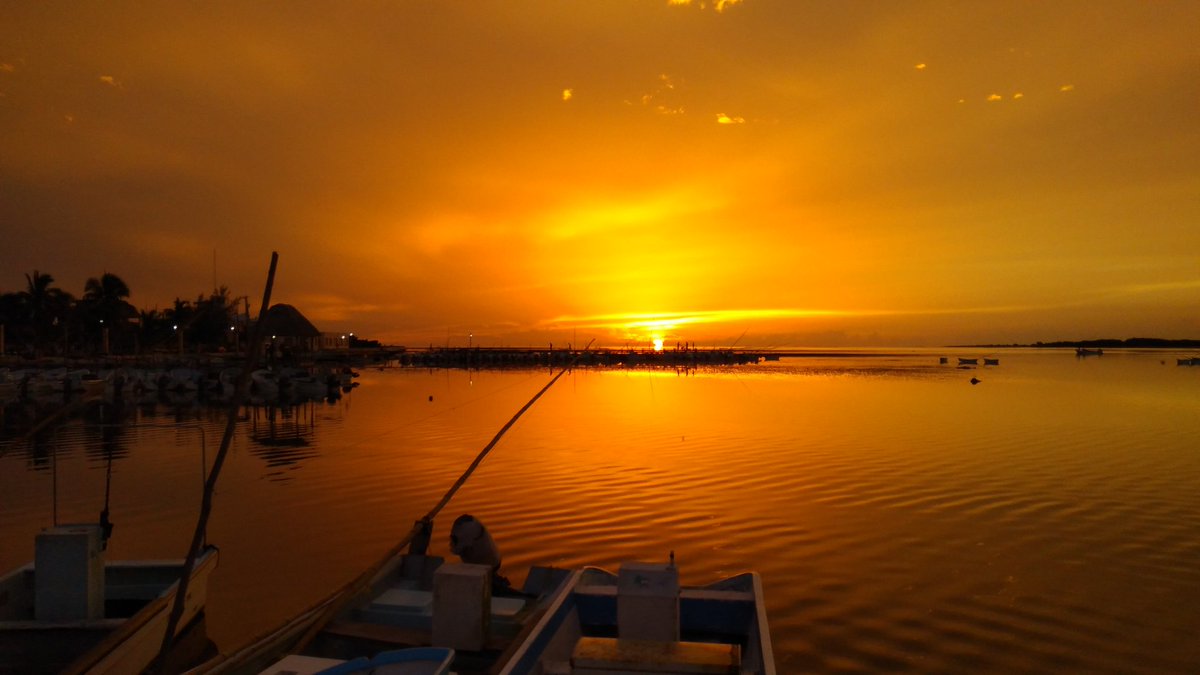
[668,0,744,12]
[716,112,744,124]
[635,73,685,115]
[1104,279,1200,297]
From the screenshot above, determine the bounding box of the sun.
[652,337,665,351]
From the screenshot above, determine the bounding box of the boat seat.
[322,618,511,651]
[257,654,345,675]
[571,637,740,674]
[371,588,434,614]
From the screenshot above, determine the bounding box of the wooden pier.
[384,346,874,369]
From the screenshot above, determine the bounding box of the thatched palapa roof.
[260,303,321,337]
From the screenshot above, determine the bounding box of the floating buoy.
[970,377,981,385]
[428,395,434,402]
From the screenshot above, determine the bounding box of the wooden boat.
[1177,357,1200,366]
[957,358,978,365]
[0,523,218,675]
[193,526,774,675]
[1076,348,1103,357]
[983,358,999,366]
[499,560,775,675]
[190,526,569,675]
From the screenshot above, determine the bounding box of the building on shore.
[259,303,322,356]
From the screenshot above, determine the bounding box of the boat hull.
[0,546,219,675]
[499,567,775,675]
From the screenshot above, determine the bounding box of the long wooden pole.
[154,252,279,672]
[422,339,593,522]
[285,339,594,655]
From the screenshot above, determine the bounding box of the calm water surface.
[3,349,1199,673]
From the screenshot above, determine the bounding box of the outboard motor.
[449,514,501,570]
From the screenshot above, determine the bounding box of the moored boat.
[191,518,564,675]
[499,559,774,675]
[957,358,978,365]
[0,524,218,675]
[192,518,774,675]
[1076,347,1103,357]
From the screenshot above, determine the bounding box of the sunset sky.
[2,1,1197,347]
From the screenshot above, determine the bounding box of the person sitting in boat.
[450,514,513,593]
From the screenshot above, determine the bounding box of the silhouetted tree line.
[1033,338,1200,348]
[0,270,247,357]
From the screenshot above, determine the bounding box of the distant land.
[955,338,1200,349]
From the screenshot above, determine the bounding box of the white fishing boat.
[190,517,557,675]
[250,369,280,397]
[278,367,332,400]
[500,558,774,675]
[191,517,774,675]
[0,524,218,675]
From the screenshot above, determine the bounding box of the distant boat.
[1178,357,1200,366]
[0,524,218,675]
[983,358,1000,366]
[958,358,978,365]
[1076,348,1103,357]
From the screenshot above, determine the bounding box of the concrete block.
[432,562,491,650]
[35,524,105,621]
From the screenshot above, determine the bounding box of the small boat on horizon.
[1076,347,1103,357]
[958,358,978,365]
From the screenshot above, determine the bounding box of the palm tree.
[22,270,73,355]
[82,272,136,354]
[83,272,131,307]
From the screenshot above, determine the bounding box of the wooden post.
[155,252,279,671]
